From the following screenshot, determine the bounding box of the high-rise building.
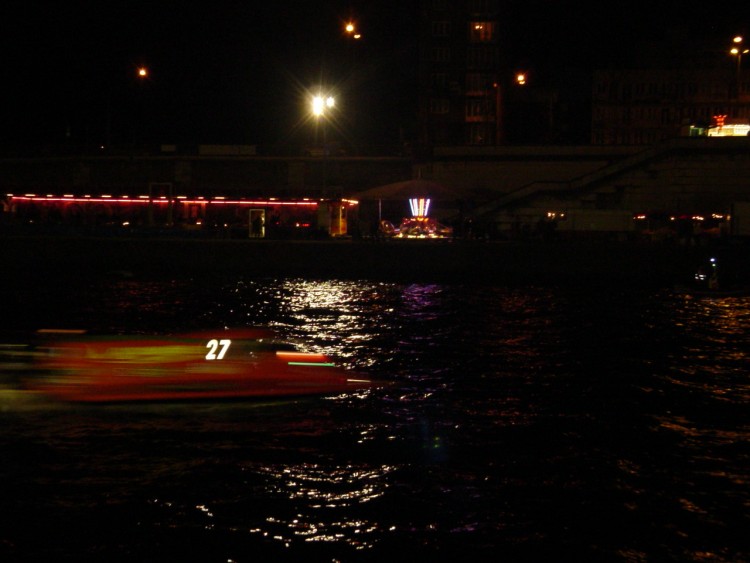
[418,0,504,148]
[591,67,750,145]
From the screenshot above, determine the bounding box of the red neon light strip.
[205,200,317,206]
[9,196,321,206]
[11,196,178,205]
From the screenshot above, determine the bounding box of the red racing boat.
[26,329,378,403]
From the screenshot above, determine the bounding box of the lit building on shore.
[3,192,355,238]
[591,32,750,145]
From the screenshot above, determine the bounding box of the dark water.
[1,276,748,562]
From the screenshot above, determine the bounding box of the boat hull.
[25,329,377,403]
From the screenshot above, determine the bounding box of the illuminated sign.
[409,198,431,218]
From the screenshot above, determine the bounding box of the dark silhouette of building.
[588,27,750,145]
[418,0,505,147]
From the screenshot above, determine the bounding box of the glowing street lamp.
[310,93,337,189]
[344,21,361,40]
[730,36,749,73]
[729,36,748,101]
[312,94,335,117]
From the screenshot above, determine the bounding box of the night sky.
[2,1,747,152]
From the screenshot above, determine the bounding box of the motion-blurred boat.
[25,329,378,403]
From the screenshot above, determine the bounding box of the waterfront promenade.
[2,234,742,287]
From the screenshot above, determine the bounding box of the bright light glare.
[312,96,324,116]
[409,198,430,218]
[311,95,335,117]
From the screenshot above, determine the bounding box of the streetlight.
[102,65,151,150]
[310,93,336,191]
[729,36,748,100]
[344,21,361,40]
[312,94,335,117]
[731,36,749,72]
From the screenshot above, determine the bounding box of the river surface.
[1,275,748,562]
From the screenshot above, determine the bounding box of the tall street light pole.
[730,36,748,99]
[311,94,335,192]
[132,65,150,149]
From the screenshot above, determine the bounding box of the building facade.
[591,68,750,145]
[418,0,504,147]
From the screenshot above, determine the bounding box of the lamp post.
[311,94,335,192]
[730,36,748,100]
[132,65,150,149]
[103,65,151,151]
[311,94,335,156]
[730,36,748,74]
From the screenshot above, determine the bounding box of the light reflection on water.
[250,462,394,549]
[1,279,749,561]
[663,295,750,404]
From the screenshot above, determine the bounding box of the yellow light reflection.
[244,462,396,549]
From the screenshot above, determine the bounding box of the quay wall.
[4,140,750,219]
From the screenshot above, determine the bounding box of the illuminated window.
[469,21,496,42]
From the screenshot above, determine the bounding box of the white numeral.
[206,339,231,360]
